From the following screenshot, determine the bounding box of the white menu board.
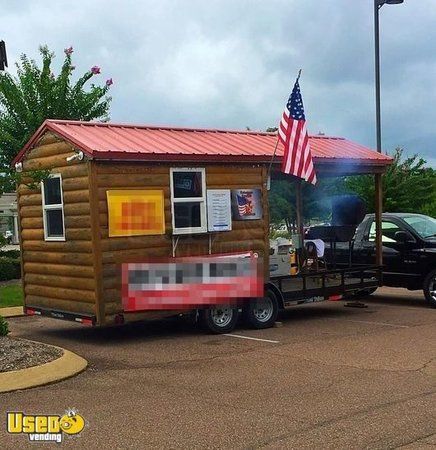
[207,189,232,232]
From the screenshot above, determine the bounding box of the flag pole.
[266,137,280,180]
[266,69,302,180]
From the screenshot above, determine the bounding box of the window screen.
[174,202,202,229]
[172,171,203,198]
[43,177,62,205]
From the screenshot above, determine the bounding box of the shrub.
[0,316,9,336]
[0,250,20,259]
[0,257,21,281]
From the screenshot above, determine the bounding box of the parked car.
[334,213,436,307]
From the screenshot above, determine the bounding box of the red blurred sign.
[122,252,263,311]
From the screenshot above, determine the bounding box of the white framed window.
[170,168,207,234]
[41,174,65,241]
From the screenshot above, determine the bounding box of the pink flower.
[105,78,113,87]
[90,66,101,75]
[64,46,73,55]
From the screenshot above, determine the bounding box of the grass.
[0,283,24,308]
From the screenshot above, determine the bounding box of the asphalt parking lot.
[2,287,436,449]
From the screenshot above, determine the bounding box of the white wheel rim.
[211,307,233,327]
[253,296,274,323]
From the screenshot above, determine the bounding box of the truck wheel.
[200,306,239,334]
[243,290,279,329]
[423,270,436,308]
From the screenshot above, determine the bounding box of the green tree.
[421,197,436,218]
[0,45,112,193]
[269,179,296,231]
[343,148,436,215]
[269,178,334,232]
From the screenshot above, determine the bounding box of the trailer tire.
[200,306,239,334]
[243,289,279,329]
[423,269,436,308]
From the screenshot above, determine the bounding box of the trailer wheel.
[200,306,239,334]
[243,289,279,329]
[423,269,436,308]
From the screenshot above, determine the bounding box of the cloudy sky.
[1,0,435,166]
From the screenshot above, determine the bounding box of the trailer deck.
[271,265,381,303]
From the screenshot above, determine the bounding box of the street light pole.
[0,40,8,71]
[373,0,404,268]
[374,0,404,153]
[374,1,382,153]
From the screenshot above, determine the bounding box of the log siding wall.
[95,162,269,323]
[18,132,97,317]
[18,136,270,326]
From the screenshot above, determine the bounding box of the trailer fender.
[264,282,285,309]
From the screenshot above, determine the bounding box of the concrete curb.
[0,306,24,318]
[0,345,87,393]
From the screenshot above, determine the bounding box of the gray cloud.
[1,0,435,166]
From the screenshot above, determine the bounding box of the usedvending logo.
[7,409,86,443]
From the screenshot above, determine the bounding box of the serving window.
[41,174,65,241]
[170,168,207,234]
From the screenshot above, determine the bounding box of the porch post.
[375,173,383,266]
[295,179,304,237]
[295,179,304,266]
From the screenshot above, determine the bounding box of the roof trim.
[11,120,96,166]
[12,119,393,169]
[91,151,390,166]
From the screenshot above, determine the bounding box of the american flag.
[237,194,249,215]
[278,75,316,184]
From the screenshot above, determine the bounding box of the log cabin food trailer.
[12,119,392,333]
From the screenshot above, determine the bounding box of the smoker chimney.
[331,195,366,226]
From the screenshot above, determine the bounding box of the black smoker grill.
[305,195,366,267]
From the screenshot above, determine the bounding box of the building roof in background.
[13,119,393,170]
[0,193,17,212]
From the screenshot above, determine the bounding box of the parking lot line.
[329,319,410,328]
[223,334,280,343]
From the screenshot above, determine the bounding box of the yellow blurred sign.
[107,190,165,237]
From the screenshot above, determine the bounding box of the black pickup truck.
[335,213,436,307]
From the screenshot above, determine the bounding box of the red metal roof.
[13,119,393,168]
